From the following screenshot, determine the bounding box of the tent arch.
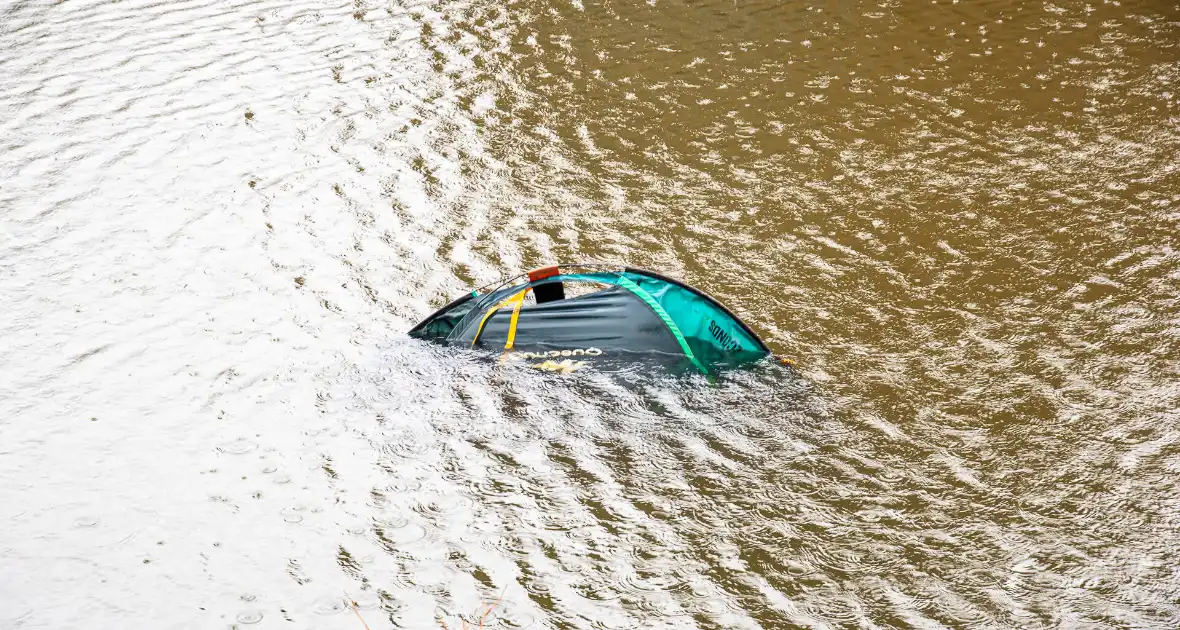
[409,264,771,374]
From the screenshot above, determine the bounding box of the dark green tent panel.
[409,265,771,374]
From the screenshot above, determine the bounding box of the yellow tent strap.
[504,290,528,349]
[470,287,531,348]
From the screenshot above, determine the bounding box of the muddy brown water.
[2,0,1179,627]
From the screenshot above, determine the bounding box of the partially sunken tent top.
[409,265,771,374]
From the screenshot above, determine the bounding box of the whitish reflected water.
[2,0,1178,627]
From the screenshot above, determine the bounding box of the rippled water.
[2,0,1179,627]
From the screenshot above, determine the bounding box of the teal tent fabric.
[618,270,768,367]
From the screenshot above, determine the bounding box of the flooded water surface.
[2,0,1179,627]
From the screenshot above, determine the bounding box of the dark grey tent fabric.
[410,292,478,341]
[451,285,683,355]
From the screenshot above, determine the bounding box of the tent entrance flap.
[409,264,772,374]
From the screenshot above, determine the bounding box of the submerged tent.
[409,265,771,374]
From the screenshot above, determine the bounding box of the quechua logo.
[708,320,741,352]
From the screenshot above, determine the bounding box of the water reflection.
[2,0,1178,627]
